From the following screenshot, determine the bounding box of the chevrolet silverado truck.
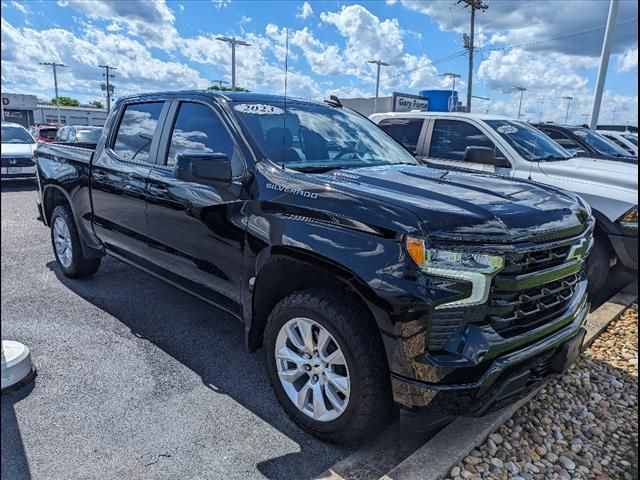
[370,111,638,294]
[36,91,593,443]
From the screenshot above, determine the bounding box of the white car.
[598,130,638,156]
[369,111,638,292]
[1,122,38,180]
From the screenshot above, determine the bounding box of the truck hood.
[309,164,590,243]
[538,156,637,193]
[1,143,37,157]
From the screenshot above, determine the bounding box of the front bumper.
[390,279,589,416]
[1,165,36,180]
[608,231,638,271]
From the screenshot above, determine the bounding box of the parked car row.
[32,90,636,443]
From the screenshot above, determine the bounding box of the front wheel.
[264,288,392,443]
[50,204,101,278]
[586,230,614,296]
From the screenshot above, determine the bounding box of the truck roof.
[118,90,316,105]
[369,111,518,122]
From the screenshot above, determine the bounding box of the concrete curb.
[381,280,638,480]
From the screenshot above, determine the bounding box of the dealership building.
[1,92,108,128]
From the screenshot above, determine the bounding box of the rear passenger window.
[429,119,504,162]
[113,102,164,163]
[378,118,424,155]
[166,102,240,176]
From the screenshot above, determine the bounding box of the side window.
[604,134,633,153]
[58,127,69,142]
[378,118,424,155]
[429,119,505,162]
[112,102,164,163]
[166,102,240,176]
[543,129,581,150]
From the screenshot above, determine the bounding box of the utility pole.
[560,96,574,124]
[40,61,67,125]
[368,59,390,113]
[440,72,461,111]
[513,86,526,120]
[459,0,488,113]
[215,36,251,91]
[589,0,620,129]
[211,79,229,90]
[99,64,117,112]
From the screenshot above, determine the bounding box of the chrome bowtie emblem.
[9,158,17,165]
[567,238,590,261]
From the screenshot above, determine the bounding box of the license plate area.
[7,167,23,174]
[551,328,586,373]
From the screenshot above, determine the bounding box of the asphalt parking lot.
[1,180,351,480]
[1,180,634,480]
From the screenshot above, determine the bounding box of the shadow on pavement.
[1,382,35,480]
[47,257,350,480]
[0,180,38,193]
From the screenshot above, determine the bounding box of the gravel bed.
[445,305,639,480]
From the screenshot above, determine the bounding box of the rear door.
[91,98,170,262]
[145,98,248,315]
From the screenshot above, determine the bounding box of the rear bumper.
[608,231,638,271]
[390,285,589,415]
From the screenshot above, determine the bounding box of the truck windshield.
[570,127,632,157]
[486,120,572,162]
[231,100,419,172]
[622,134,638,146]
[1,125,36,144]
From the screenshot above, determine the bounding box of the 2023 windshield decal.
[266,183,319,199]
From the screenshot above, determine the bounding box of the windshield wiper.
[532,155,569,161]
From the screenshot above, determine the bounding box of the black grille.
[1,157,35,168]
[502,244,571,274]
[488,274,580,337]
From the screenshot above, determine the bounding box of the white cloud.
[10,1,30,14]
[240,15,252,25]
[477,48,588,93]
[617,45,638,72]
[296,1,313,20]
[213,0,231,9]
[400,0,638,58]
[59,0,179,49]
[1,18,208,103]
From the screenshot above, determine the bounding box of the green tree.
[207,85,250,92]
[89,100,104,109]
[51,96,80,107]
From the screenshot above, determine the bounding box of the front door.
[145,99,247,315]
[91,100,168,261]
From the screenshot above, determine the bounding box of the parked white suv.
[370,112,638,292]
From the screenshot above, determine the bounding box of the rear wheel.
[264,287,392,443]
[50,204,101,278]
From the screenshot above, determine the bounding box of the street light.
[512,86,526,120]
[472,95,490,114]
[215,36,251,91]
[440,72,461,112]
[367,59,390,113]
[40,61,67,125]
[560,96,574,124]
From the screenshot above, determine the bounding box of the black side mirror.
[174,152,232,184]
[464,146,511,168]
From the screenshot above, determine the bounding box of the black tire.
[264,287,393,443]
[50,204,101,278]
[586,230,613,296]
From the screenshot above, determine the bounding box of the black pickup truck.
[35,91,594,443]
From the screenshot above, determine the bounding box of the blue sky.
[1,0,638,125]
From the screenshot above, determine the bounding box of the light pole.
[368,59,390,113]
[581,113,590,125]
[440,72,461,112]
[560,96,573,124]
[40,61,67,125]
[99,64,117,112]
[1,80,5,123]
[215,36,251,91]
[513,86,526,120]
[211,79,230,90]
[589,0,620,129]
[472,95,490,114]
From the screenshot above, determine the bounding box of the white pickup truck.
[369,112,638,292]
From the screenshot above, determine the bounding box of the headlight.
[405,236,504,309]
[617,206,638,230]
